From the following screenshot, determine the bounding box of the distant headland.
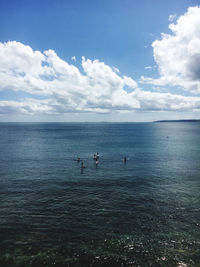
[154,119,200,123]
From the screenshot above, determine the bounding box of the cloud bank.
[142,6,200,95]
[0,7,200,117]
[0,41,140,115]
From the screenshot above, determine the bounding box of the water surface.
[0,122,200,266]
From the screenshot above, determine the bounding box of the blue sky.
[0,0,200,121]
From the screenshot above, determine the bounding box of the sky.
[0,0,200,122]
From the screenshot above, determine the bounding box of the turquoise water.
[0,122,200,266]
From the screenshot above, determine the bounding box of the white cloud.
[0,99,54,115]
[71,56,76,62]
[141,6,200,95]
[145,66,152,70]
[0,39,200,117]
[168,14,177,22]
[132,89,200,111]
[113,66,120,73]
[0,41,140,114]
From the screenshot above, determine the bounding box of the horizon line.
[0,119,199,123]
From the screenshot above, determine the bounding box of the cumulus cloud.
[0,41,140,114]
[141,6,200,95]
[0,99,54,115]
[132,89,200,111]
[0,38,200,117]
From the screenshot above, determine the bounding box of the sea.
[0,122,200,266]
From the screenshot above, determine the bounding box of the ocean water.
[0,122,200,266]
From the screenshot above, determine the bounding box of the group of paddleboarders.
[77,152,99,169]
[76,153,127,170]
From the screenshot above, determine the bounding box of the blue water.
[0,122,200,266]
